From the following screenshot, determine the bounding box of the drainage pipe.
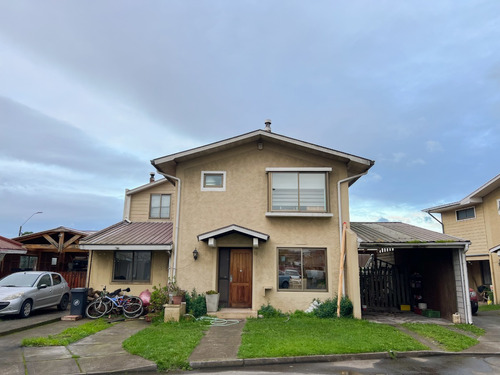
[157,172,181,281]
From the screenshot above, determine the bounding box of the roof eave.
[358,241,469,249]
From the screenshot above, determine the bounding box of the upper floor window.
[150,194,171,219]
[456,207,475,221]
[268,169,329,212]
[201,171,226,191]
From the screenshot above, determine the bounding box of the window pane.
[457,207,474,220]
[132,251,151,282]
[299,173,326,211]
[204,174,223,187]
[38,274,52,287]
[160,195,171,218]
[52,274,62,285]
[150,195,161,218]
[278,248,302,290]
[303,249,327,290]
[272,173,299,210]
[114,251,133,280]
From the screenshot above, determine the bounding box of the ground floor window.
[278,248,327,291]
[113,251,151,282]
[19,255,37,270]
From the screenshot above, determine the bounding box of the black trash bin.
[70,288,88,316]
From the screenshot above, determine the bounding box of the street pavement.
[0,309,499,374]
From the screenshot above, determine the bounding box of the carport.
[352,222,472,324]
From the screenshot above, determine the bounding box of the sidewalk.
[1,309,500,374]
[0,312,155,375]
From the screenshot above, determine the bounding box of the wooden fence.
[359,259,411,311]
[60,271,87,289]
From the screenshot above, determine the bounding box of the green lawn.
[123,320,210,371]
[402,323,479,352]
[238,316,428,358]
[22,319,112,347]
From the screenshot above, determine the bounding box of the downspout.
[337,172,368,296]
[157,172,181,281]
[425,211,444,233]
[459,243,472,324]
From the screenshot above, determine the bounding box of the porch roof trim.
[197,224,270,242]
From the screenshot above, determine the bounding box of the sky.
[1,1,499,238]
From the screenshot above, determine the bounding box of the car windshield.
[0,273,40,287]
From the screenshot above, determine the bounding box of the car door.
[34,273,54,308]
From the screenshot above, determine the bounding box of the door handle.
[230,275,233,282]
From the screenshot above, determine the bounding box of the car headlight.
[3,292,24,301]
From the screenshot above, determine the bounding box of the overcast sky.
[1,1,499,238]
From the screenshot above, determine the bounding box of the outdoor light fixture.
[18,211,43,236]
[193,248,199,261]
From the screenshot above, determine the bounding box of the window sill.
[266,212,333,218]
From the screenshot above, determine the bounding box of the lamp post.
[18,211,42,236]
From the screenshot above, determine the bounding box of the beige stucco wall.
[442,206,487,255]
[171,140,354,313]
[87,250,170,296]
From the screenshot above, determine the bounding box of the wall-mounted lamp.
[193,248,199,261]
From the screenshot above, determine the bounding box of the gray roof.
[80,221,173,250]
[351,222,468,246]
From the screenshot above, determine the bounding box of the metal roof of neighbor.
[80,221,173,247]
[423,173,500,213]
[151,129,375,180]
[0,235,27,254]
[351,222,468,246]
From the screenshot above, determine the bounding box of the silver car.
[0,271,70,318]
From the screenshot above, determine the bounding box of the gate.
[359,259,411,311]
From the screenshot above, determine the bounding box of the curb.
[190,350,500,369]
[0,315,64,337]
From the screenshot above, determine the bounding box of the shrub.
[149,285,169,313]
[258,303,283,318]
[185,289,207,318]
[314,296,353,319]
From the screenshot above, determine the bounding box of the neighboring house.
[352,222,472,323]
[5,227,93,288]
[81,124,375,317]
[423,173,500,304]
[0,236,27,276]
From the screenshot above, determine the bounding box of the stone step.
[214,308,258,319]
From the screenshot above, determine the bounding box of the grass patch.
[22,319,111,347]
[478,304,500,312]
[238,316,428,358]
[123,320,210,371]
[454,323,485,336]
[403,323,478,351]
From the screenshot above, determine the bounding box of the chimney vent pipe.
[264,119,272,132]
[150,172,155,183]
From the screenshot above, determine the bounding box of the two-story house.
[424,173,500,303]
[81,124,375,318]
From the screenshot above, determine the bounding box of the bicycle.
[86,286,143,319]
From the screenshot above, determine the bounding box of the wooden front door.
[229,249,252,308]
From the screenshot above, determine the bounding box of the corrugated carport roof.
[351,222,469,248]
[79,221,173,251]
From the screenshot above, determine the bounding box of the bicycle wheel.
[123,296,143,318]
[86,300,108,319]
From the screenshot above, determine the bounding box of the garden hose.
[185,314,240,326]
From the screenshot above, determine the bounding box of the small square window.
[456,207,475,221]
[201,171,226,191]
[150,194,171,219]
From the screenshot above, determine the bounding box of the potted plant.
[205,290,219,313]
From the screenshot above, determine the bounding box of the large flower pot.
[205,293,219,313]
[172,295,183,305]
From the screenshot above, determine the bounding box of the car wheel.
[57,294,69,311]
[281,281,289,289]
[19,300,32,318]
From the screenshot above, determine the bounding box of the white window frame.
[201,171,226,191]
[266,167,331,216]
[497,199,500,215]
[456,206,476,221]
[149,194,171,219]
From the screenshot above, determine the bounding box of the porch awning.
[79,221,173,252]
[197,224,269,248]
